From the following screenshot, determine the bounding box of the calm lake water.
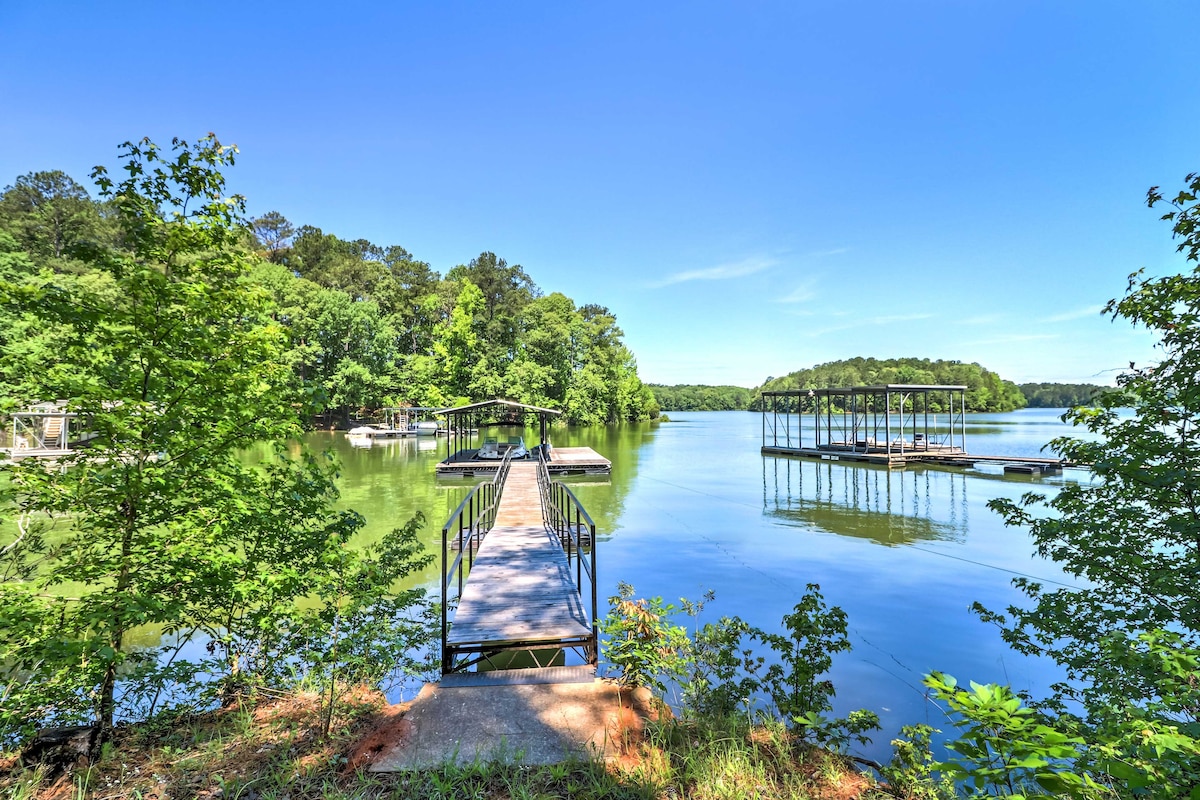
[326,408,1091,761]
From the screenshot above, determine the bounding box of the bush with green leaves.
[599,581,689,695]
[880,724,956,800]
[924,672,1100,798]
[602,583,878,755]
[757,584,879,751]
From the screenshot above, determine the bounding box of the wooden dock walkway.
[444,462,594,672]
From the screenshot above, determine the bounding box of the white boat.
[412,420,442,436]
[348,424,409,439]
[475,435,527,460]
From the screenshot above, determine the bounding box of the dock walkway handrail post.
[536,449,599,658]
[440,448,515,672]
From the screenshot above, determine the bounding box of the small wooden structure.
[441,449,598,677]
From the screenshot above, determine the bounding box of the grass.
[0,686,895,800]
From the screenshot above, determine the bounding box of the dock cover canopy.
[434,399,562,416]
[434,399,561,461]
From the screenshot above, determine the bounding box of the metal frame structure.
[435,398,561,463]
[3,404,81,456]
[761,385,968,461]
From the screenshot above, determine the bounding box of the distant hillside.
[648,384,753,411]
[752,357,1026,412]
[1018,382,1109,408]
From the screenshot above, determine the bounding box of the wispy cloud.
[803,246,849,258]
[959,313,1005,325]
[871,313,934,324]
[777,278,818,304]
[650,255,777,288]
[805,312,934,337]
[1043,304,1105,323]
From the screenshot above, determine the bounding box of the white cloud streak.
[777,279,818,304]
[805,312,935,337]
[651,255,777,288]
[802,246,849,258]
[1043,304,1105,323]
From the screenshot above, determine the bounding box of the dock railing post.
[590,518,598,654]
[441,522,449,674]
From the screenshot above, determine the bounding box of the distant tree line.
[1018,382,1109,408]
[0,170,658,426]
[648,384,752,411]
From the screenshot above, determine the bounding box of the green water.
[330,409,1087,761]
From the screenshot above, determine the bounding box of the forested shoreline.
[1017,382,1109,408]
[0,170,658,426]
[3,169,1118,426]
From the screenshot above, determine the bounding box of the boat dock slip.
[761,385,1069,472]
[441,454,598,677]
[436,446,611,476]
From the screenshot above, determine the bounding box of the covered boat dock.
[434,399,611,476]
[761,384,1065,473]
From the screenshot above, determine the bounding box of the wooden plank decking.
[447,463,592,655]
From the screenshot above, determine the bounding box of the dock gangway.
[440,448,597,677]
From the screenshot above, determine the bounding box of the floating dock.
[436,446,611,476]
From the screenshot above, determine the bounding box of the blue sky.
[2,2,1196,387]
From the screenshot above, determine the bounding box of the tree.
[433,279,485,400]
[0,170,109,265]
[985,173,1200,796]
[250,210,295,263]
[0,136,432,744]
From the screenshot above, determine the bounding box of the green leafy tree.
[1,135,300,736]
[1018,382,1110,408]
[250,210,295,263]
[433,279,485,399]
[0,170,110,265]
[650,384,753,411]
[985,173,1200,796]
[0,136,432,745]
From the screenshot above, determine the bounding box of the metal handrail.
[440,447,515,671]
[536,449,599,650]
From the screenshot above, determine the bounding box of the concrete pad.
[367,679,651,771]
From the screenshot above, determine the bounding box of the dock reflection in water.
[763,456,969,546]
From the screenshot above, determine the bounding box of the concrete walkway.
[366,677,653,771]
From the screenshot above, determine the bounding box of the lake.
[326,407,1090,762]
